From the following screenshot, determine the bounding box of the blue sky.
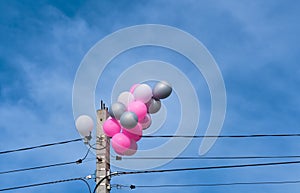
[1,0,300,192]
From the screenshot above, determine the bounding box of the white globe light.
[75,115,94,137]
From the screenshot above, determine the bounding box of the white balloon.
[75,115,94,137]
[118,91,135,107]
[133,84,152,103]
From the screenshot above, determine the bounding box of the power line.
[113,179,300,189]
[1,133,300,155]
[116,155,300,160]
[0,138,82,155]
[142,134,300,138]
[0,161,78,175]
[94,160,300,192]
[0,177,92,193]
[114,160,300,176]
[0,146,95,175]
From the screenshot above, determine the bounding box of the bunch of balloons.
[103,81,172,156]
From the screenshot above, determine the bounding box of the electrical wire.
[93,160,300,192]
[81,178,92,193]
[87,142,107,151]
[0,161,78,175]
[115,160,300,176]
[112,179,300,189]
[0,177,92,193]
[2,134,300,155]
[116,155,300,160]
[0,145,94,175]
[0,138,82,155]
[1,133,299,155]
[81,145,93,161]
[142,134,300,138]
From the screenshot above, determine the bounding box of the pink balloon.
[125,123,142,134]
[113,146,124,156]
[111,133,131,154]
[139,114,152,130]
[127,101,147,121]
[124,139,138,156]
[130,84,140,93]
[103,118,121,137]
[123,123,142,142]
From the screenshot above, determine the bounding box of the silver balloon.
[152,81,172,99]
[147,98,161,114]
[109,102,126,120]
[120,111,138,129]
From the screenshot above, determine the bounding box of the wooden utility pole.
[96,101,110,193]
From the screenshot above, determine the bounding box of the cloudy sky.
[1,0,300,192]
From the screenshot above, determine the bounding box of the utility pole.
[96,100,110,193]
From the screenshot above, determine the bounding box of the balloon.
[75,115,94,137]
[123,123,142,142]
[120,111,138,129]
[133,84,152,103]
[123,130,142,142]
[139,114,152,130]
[152,81,172,99]
[123,140,138,156]
[118,91,134,107]
[109,102,126,120]
[146,98,161,114]
[103,118,121,137]
[111,133,131,154]
[124,123,142,135]
[127,101,147,121]
[113,147,125,156]
[130,84,140,93]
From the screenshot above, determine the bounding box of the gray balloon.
[152,81,172,99]
[147,98,161,114]
[109,102,126,120]
[120,111,138,129]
